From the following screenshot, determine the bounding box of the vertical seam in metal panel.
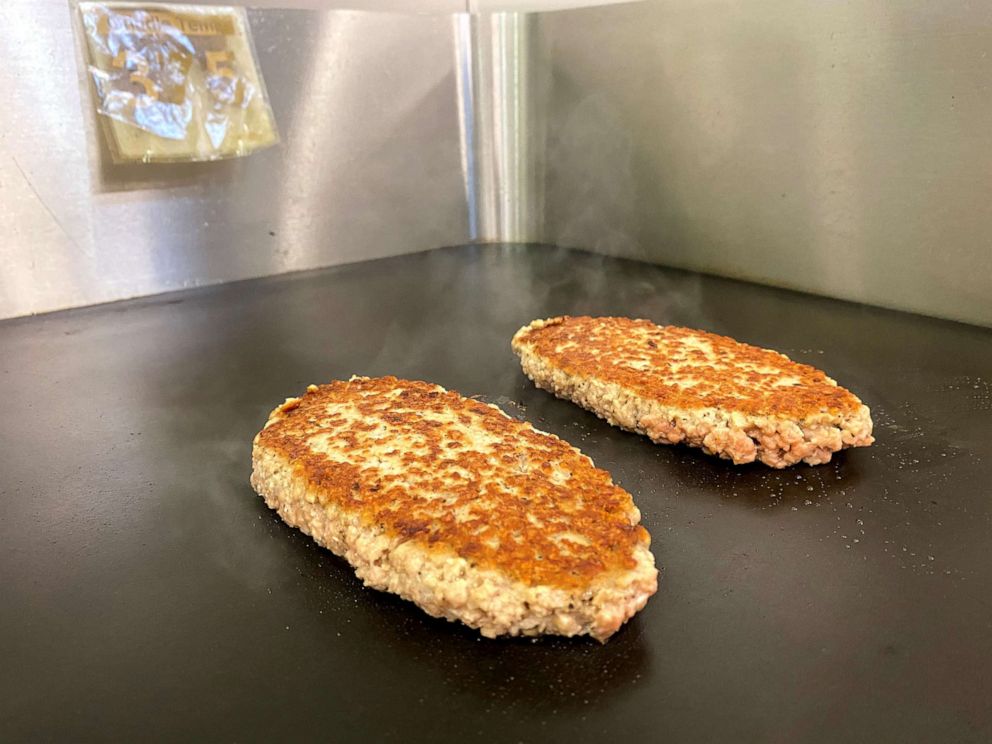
[455,14,479,241]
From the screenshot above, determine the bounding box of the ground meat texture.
[511,316,874,468]
[250,376,658,641]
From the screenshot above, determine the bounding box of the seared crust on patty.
[512,317,873,468]
[250,376,657,641]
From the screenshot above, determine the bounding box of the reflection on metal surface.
[543,0,992,327]
[0,4,466,318]
[470,0,639,9]
[455,12,546,242]
[3,0,991,328]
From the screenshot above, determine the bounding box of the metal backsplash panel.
[0,3,467,318]
[3,1,990,327]
[543,0,992,327]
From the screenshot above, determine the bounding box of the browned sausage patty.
[250,376,658,641]
[512,317,873,468]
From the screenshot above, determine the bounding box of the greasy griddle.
[2,245,990,742]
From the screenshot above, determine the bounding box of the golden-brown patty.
[251,376,657,640]
[512,317,873,467]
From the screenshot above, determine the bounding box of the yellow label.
[80,3,279,162]
[96,9,235,39]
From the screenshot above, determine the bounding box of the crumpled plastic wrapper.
[77,2,278,162]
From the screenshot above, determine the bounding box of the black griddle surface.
[2,245,990,743]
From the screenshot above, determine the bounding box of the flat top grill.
[2,245,990,743]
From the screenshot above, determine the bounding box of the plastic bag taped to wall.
[76,2,278,163]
